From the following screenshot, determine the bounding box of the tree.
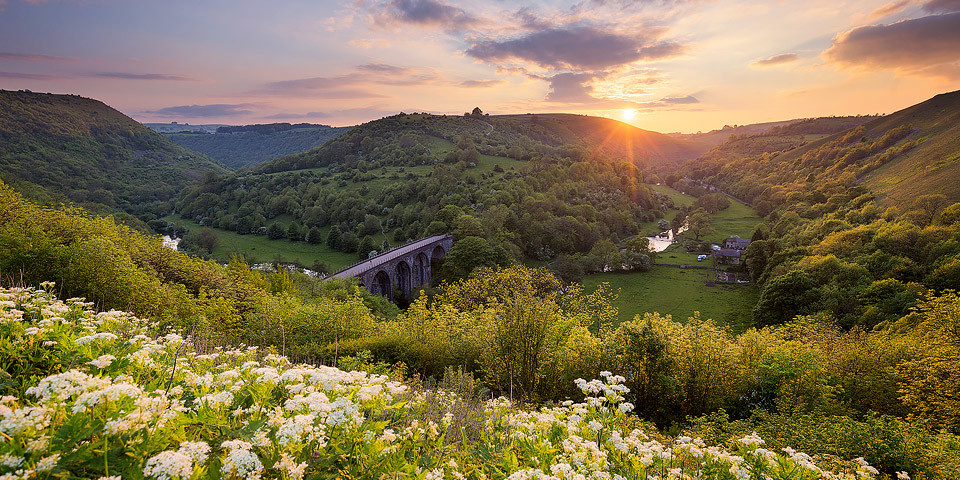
[435,205,465,226]
[686,209,714,241]
[752,270,819,326]
[338,232,359,253]
[287,222,302,241]
[471,107,483,116]
[441,236,508,280]
[327,225,342,249]
[358,236,376,259]
[306,227,324,244]
[589,238,618,270]
[550,255,585,284]
[424,220,448,236]
[671,212,686,235]
[454,214,484,239]
[267,222,286,240]
[198,228,219,254]
[909,194,949,226]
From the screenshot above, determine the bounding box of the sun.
[622,109,636,121]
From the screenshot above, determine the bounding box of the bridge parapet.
[329,234,453,302]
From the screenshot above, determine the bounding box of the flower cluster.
[0,285,882,480]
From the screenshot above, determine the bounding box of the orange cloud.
[823,12,960,79]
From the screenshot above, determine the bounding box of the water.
[646,225,687,252]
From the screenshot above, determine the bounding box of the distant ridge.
[492,113,706,167]
[160,122,353,170]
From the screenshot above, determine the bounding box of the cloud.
[544,73,598,102]
[457,79,504,88]
[91,72,192,81]
[0,52,72,62]
[255,63,435,97]
[372,0,478,30]
[752,53,799,66]
[264,106,397,123]
[0,71,62,80]
[263,112,332,119]
[144,104,255,118]
[660,95,698,104]
[356,63,410,74]
[514,6,554,30]
[868,1,912,20]
[466,25,683,71]
[923,0,960,13]
[823,12,960,79]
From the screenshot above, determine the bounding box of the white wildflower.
[274,453,307,480]
[35,453,60,472]
[88,354,116,369]
[144,450,193,480]
[0,454,22,468]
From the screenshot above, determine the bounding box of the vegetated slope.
[859,90,960,205]
[687,91,960,211]
[692,115,880,166]
[163,123,353,170]
[0,90,227,222]
[493,113,705,168]
[681,90,960,330]
[174,112,667,270]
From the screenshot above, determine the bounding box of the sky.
[1,0,959,133]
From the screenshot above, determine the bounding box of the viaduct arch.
[329,235,453,302]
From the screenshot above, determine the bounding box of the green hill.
[491,113,707,167]
[162,123,353,170]
[173,112,675,269]
[858,91,960,205]
[0,89,227,222]
[687,91,960,210]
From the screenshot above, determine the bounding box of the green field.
[164,216,357,270]
[656,249,711,266]
[649,183,696,207]
[583,266,759,332]
[699,198,763,244]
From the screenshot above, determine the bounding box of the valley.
[2,88,960,479]
[5,2,960,478]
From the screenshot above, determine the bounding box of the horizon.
[1,0,958,133]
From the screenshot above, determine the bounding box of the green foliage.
[1,289,880,480]
[753,271,819,326]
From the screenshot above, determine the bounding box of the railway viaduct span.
[329,234,453,302]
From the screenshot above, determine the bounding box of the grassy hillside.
[859,90,960,205]
[692,115,879,165]
[0,89,226,222]
[164,123,352,170]
[685,91,960,216]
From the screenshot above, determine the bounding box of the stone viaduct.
[329,235,453,302]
